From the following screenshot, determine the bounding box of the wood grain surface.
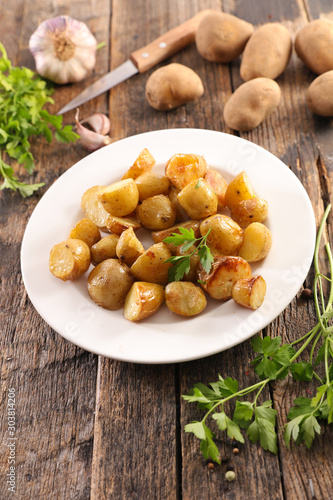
[0,0,333,499]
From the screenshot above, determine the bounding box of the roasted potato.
[152,220,201,255]
[165,154,208,190]
[165,281,207,316]
[225,171,255,209]
[306,70,333,116]
[136,194,176,230]
[223,78,281,132]
[232,275,266,310]
[98,178,139,217]
[197,255,252,300]
[87,259,134,310]
[177,178,218,220]
[69,217,101,248]
[145,63,204,110]
[130,242,172,285]
[81,185,112,230]
[91,234,119,265]
[135,172,170,201]
[49,239,91,281]
[295,19,333,75]
[230,197,268,228]
[122,148,156,180]
[200,214,243,255]
[195,11,254,63]
[116,226,145,266]
[105,215,141,235]
[124,282,165,321]
[238,222,272,262]
[204,169,228,209]
[240,23,292,81]
[168,186,189,221]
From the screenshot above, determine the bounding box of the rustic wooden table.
[1,0,333,498]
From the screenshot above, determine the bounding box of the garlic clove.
[75,109,112,151]
[29,16,97,84]
[80,113,111,135]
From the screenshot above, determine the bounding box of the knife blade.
[57,9,215,115]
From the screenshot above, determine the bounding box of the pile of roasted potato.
[49,149,272,321]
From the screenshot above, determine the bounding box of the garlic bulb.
[29,16,97,84]
[75,109,111,151]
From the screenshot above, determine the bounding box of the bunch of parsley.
[0,43,78,197]
[183,205,333,462]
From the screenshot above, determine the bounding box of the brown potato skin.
[223,78,281,132]
[238,222,272,262]
[145,63,204,111]
[177,178,218,220]
[165,282,207,316]
[69,218,101,248]
[116,227,144,266]
[124,282,165,321]
[204,169,228,209]
[195,12,254,63]
[87,259,134,310]
[200,214,243,255]
[135,172,171,201]
[91,234,119,265]
[168,186,189,221]
[240,23,292,81]
[98,178,139,217]
[295,19,333,75]
[232,275,266,310]
[165,154,208,190]
[230,198,268,228]
[197,255,252,300]
[137,194,176,230]
[122,148,156,180]
[225,171,255,209]
[130,242,172,285]
[307,70,333,116]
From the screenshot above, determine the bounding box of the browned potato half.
[176,244,200,282]
[116,227,145,266]
[135,172,170,201]
[81,185,113,230]
[225,171,255,209]
[168,186,189,221]
[240,23,292,81]
[69,217,101,248]
[137,194,176,230]
[122,148,156,180]
[130,242,172,285]
[295,19,333,75]
[230,198,268,228]
[204,169,228,209]
[200,214,243,255]
[105,215,141,235]
[165,282,207,316]
[87,259,134,310]
[124,282,165,321]
[197,255,252,300]
[98,178,139,217]
[165,154,208,190]
[239,222,272,262]
[152,220,201,255]
[91,234,119,265]
[49,239,91,281]
[177,178,218,220]
[232,275,266,310]
[195,11,254,63]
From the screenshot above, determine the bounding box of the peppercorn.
[302,288,313,299]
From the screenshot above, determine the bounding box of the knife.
[57,9,215,115]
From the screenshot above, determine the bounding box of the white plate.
[21,129,316,364]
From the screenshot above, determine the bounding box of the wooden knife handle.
[130,9,216,73]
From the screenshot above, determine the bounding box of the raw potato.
[130,242,172,285]
[98,178,139,217]
[239,222,272,262]
[145,63,204,111]
[81,185,113,230]
[124,282,165,321]
[87,259,134,310]
[152,220,201,254]
[230,197,268,228]
[307,71,333,116]
[225,171,255,209]
[165,282,207,316]
[122,148,156,180]
[197,255,252,300]
[200,214,243,255]
[165,154,208,190]
[137,194,176,230]
[91,234,119,265]
[168,186,189,221]
[106,215,141,235]
[49,239,91,281]
[223,78,281,132]
[195,11,254,63]
[69,218,101,248]
[295,19,333,75]
[232,275,266,310]
[204,169,228,209]
[135,172,170,201]
[177,178,218,220]
[116,227,145,266]
[240,23,292,81]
